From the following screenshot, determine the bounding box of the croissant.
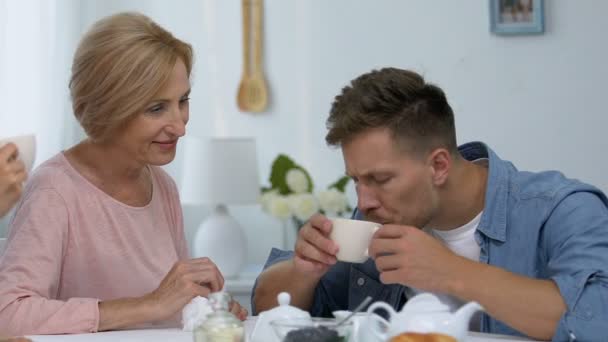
[390,332,457,342]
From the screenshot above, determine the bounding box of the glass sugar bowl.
[193,292,244,342]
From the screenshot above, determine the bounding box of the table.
[27,318,538,342]
[26,330,537,342]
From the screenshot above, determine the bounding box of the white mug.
[329,218,380,263]
[0,134,36,172]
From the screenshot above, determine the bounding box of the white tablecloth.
[27,317,537,342]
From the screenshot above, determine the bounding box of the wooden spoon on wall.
[237,0,268,113]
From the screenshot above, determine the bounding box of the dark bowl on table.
[269,317,353,342]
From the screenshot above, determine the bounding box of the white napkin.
[182,296,214,331]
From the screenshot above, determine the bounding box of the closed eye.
[374,176,391,184]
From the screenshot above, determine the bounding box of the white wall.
[0,0,83,235]
[8,0,607,264]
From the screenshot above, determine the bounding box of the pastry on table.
[390,332,457,342]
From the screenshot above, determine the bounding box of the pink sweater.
[0,153,189,335]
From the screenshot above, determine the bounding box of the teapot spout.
[453,301,483,326]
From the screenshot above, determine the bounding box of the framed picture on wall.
[490,0,544,35]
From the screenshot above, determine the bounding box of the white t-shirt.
[430,211,482,262]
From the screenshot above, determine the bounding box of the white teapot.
[366,293,483,341]
[250,292,311,342]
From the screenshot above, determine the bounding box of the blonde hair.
[70,12,193,141]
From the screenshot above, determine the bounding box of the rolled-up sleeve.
[544,191,608,341]
[552,270,606,341]
[0,188,100,335]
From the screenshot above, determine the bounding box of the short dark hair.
[325,68,457,156]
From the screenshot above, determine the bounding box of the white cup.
[0,134,36,172]
[329,218,380,263]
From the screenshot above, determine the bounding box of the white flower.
[259,189,279,212]
[318,188,348,215]
[285,168,309,194]
[268,195,292,220]
[288,193,319,222]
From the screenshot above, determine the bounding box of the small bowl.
[269,317,352,342]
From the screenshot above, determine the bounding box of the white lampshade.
[179,137,260,205]
[178,136,260,278]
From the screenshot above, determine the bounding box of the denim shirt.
[252,142,608,341]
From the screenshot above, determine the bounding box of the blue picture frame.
[490,0,544,35]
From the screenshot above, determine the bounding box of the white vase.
[193,204,247,278]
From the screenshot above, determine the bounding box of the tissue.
[182,296,214,331]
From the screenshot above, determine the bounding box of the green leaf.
[267,154,316,195]
[328,175,350,192]
[260,186,273,193]
[269,154,296,195]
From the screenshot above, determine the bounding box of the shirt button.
[357,277,365,286]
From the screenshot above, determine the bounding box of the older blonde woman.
[0,12,247,336]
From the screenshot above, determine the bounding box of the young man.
[253,68,608,341]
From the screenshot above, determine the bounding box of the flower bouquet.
[260,154,352,233]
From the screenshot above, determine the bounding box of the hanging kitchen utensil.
[237,0,268,113]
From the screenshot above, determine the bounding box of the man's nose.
[356,183,380,213]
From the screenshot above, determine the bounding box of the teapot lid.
[260,292,311,319]
[403,293,451,313]
[251,292,311,342]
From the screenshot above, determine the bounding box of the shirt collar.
[458,141,509,242]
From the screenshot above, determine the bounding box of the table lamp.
[180,136,260,278]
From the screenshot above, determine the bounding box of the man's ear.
[427,148,451,186]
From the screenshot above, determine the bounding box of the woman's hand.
[98,258,226,331]
[145,257,224,321]
[0,338,31,342]
[0,143,27,218]
[229,299,248,321]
